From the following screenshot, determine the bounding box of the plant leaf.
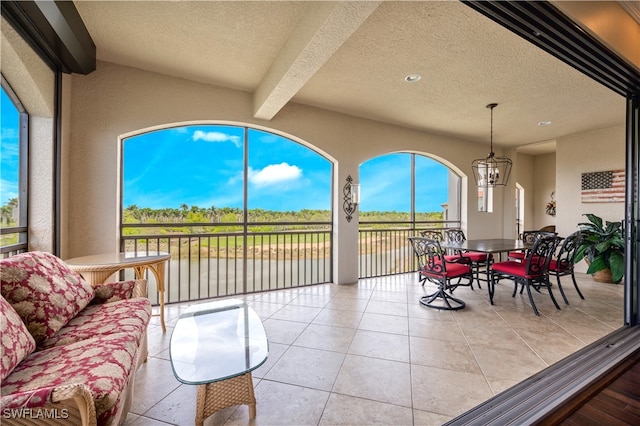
[585,256,607,274]
[584,213,603,229]
[610,251,625,283]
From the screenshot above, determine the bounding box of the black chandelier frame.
[471,103,512,187]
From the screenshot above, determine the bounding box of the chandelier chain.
[490,106,493,153]
[487,102,497,154]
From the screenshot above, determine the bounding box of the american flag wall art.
[580,170,625,203]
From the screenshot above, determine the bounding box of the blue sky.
[1,108,449,212]
[123,126,334,211]
[360,153,449,213]
[124,125,449,213]
[1,88,20,205]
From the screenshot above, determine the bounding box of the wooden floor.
[557,351,640,425]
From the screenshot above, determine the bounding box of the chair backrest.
[420,229,443,241]
[521,230,556,244]
[525,235,561,276]
[444,229,466,244]
[554,231,582,271]
[521,231,538,244]
[408,237,446,276]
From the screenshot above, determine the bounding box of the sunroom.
[1,1,639,425]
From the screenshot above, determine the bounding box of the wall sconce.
[343,175,360,222]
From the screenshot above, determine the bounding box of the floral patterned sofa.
[0,251,152,426]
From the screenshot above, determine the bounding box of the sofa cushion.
[0,333,139,425]
[40,297,151,350]
[0,295,36,382]
[0,251,95,344]
[91,279,141,305]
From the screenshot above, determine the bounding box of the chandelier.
[472,103,512,187]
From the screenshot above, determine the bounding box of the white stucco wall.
[533,153,557,230]
[65,60,512,283]
[556,125,625,273]
[29,116,55,252]
[516,153,535,233]
[514,152,558,235]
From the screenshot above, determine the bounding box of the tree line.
[123,204,443,224]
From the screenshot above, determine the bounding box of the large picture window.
[121,124,332,303]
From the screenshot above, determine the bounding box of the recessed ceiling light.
[538,121,552,126]
[405,74,421,82]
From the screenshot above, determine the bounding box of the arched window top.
[121,123,332,216]
[120,121,336,162]
[360,152,457,216]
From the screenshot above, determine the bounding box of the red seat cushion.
[460,252,488,262]
[548,259,570,273]
[444,262,472,278]
[508,251,526,259]
[491,261,542,279]
[421,261,471,279]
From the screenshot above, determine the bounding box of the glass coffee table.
[169,299,269,425]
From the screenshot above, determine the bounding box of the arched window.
[358,152,461,277]
[121,124,332,303]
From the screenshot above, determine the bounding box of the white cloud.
[248,163,302,187]
[192,130,242,147]
[1,127,19,142]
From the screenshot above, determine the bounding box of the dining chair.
[420,230,477,288]
[508,230,556,261]
[408,236,473,311]
[548,231,585,304]
[443,228,490,288]
[490,235,562,316]
[420,229,443,241]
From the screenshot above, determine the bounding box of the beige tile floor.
[124,271,624,426]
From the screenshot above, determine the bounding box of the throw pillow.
[0,294,36,382]
[0,251,95,344]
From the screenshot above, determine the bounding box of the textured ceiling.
[74,1,631,155]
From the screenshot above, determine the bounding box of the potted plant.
[574,213,625,284]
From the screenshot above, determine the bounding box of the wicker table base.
[195,373,257,425]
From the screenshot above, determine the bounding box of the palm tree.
[208,206,218,223]
[180,204,189,220]
[124,205,142,223]
[1,204,12,226]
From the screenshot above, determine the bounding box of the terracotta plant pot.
[592,267,613,283]
[585,258,615,283]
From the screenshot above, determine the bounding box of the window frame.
[0,75,29,255]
